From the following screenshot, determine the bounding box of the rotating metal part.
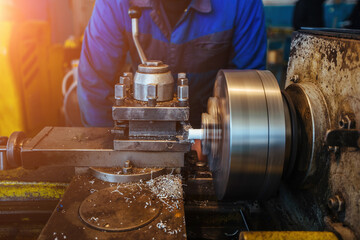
[189,70,290,200]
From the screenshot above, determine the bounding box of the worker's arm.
[229,0,267,70]
[77,0,129,126]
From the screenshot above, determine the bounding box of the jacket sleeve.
[77,0,129,127]
[229,0,267,70]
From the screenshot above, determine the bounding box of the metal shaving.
[146,174,182,200]
[156,219,182,235]
[146,174,183,212]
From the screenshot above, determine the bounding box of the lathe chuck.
[197,70,290,200]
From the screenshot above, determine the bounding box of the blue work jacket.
[78,0,267,128]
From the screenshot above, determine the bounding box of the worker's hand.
[191,139,207,162]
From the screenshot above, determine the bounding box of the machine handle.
[128,7,148,64]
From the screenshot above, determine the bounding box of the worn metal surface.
[79,187,162,231]
[112,100,189,121]
[38,173,186,240]
[282,31,360,238]
[0,181,67,201]
[90,167,166,183]
[285,83,330,187]
[129,121,177,136]
[113,139,191,152]
[20,127,184,168]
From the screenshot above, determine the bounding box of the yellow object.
[0,181,67,200]
[239,231,338,240]
[0,21,24,136]
[0,21,64,137]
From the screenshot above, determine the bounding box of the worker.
[77,0,267,128]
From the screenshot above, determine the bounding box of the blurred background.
[0,0,359,137]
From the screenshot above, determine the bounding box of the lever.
[128,7,148,64]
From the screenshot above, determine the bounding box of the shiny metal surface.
[133,71,174,101]
[90,167,166,183]
[211,70,286,200]
[131,18,147,64]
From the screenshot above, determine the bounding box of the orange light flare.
[0,1,15,23]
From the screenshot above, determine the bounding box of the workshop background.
[0,0,358,137]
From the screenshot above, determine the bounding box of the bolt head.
[328,195,344,212]
[290,75,300,83]
[115,84,126,99]
[177,78,188,86]
[178,73,186,79]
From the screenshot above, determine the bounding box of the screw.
[328,195,344,212]
[124,160,130,168]
[290,75,300,83]
[123,160,132,174]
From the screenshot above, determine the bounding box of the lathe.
[0,8,359,240]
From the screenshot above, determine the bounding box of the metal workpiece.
[200,70,288,200]
[187,129,204,140]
